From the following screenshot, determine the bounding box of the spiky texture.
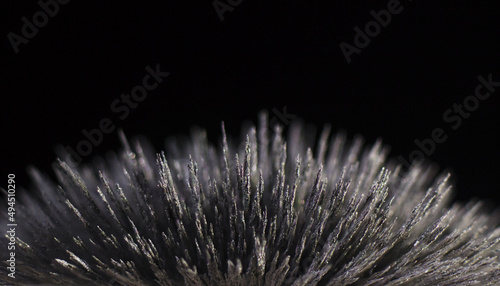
[2,113,500,285]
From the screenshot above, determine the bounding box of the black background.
[1,1,499,205]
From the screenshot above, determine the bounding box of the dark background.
[1,1,499,205]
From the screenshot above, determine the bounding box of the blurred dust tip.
[1,111,500,285]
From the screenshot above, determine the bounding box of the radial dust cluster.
[2,112,500,285]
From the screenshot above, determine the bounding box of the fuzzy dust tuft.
[2,112,500,285]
